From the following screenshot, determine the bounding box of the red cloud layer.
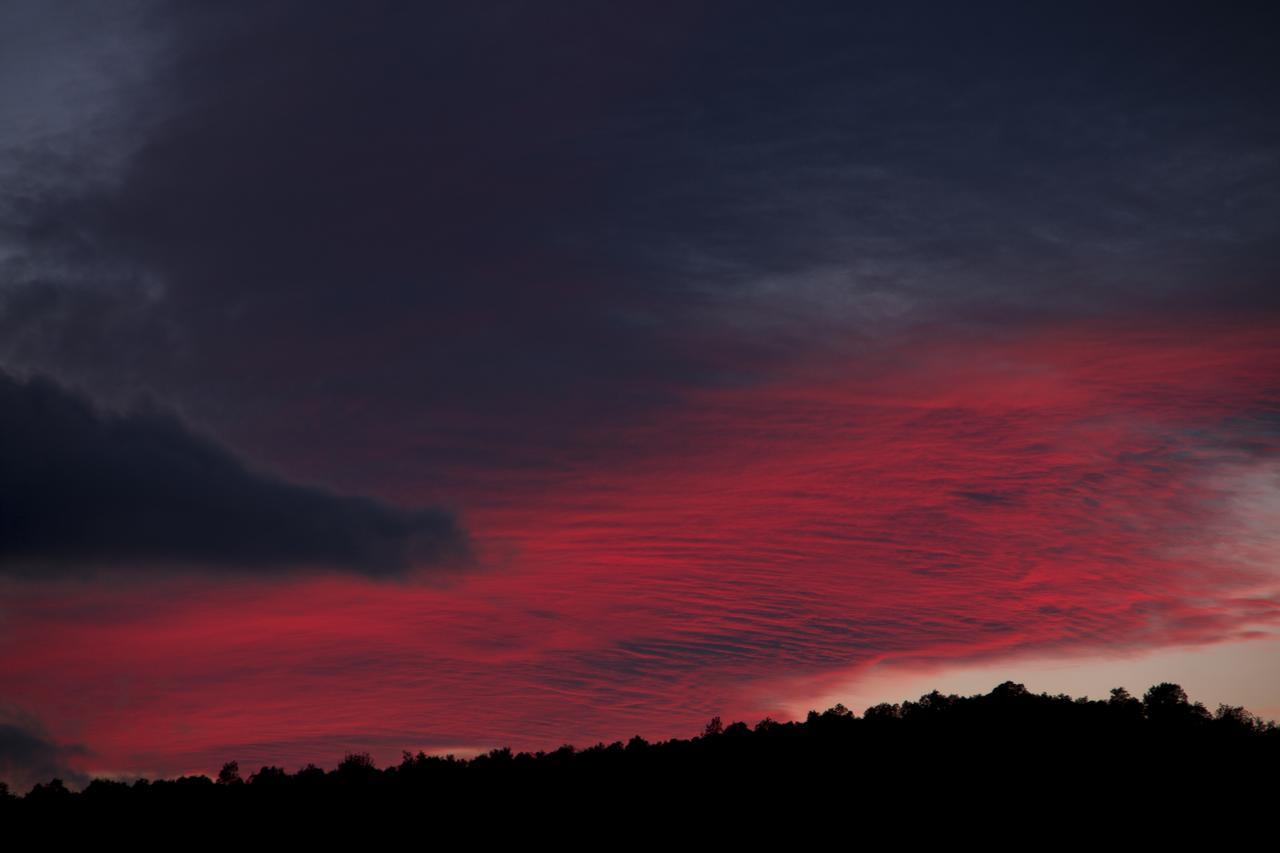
[2,317,1277,778]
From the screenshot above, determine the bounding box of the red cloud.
[3,316,1277,780]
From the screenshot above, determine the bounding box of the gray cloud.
[0,370,465,577]
[1,1,1276,492]
[0,710,88,793]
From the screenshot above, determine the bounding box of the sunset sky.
[2,2,1278,789]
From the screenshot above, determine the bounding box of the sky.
[1,1,1278,790]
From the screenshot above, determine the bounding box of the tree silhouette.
[1143,682,1189,710]
[337,752,379,783]
[216,761,242,785]
[4,680,1276,824]
[991,681,1029,699]
[248,766,288,786]
[1214,704,1263,735]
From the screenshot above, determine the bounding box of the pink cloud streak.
[2,316,1277,779]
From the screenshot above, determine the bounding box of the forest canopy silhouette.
[5,680,1276,823]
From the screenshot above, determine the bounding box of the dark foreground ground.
[5,681,1276,838]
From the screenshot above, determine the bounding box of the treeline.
[5,681,1277,826]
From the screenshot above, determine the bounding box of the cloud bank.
[0,711,87,793]
[0,371,464,577]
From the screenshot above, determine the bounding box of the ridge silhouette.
[5,681,1276,833]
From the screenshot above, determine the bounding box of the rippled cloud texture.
[1,2,1278,783]
[4,321,1276,777]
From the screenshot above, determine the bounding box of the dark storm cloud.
[0,371,464,577]
[0,711,87,793]
[1,2,761,474]
[2,2,1277,480]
